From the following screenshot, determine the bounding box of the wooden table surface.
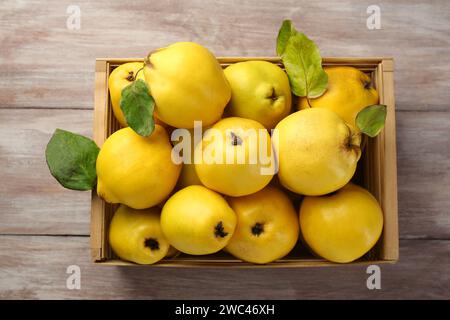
[1,0,449,299]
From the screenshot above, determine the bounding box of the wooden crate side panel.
[99,56,386,63]
[91,60,109,262]
[379,59,399,261]
[101,57,384,70]
[95,258,395,268]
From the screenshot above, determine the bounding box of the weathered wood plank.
[0,109,91,235]
[397,111,450,239]
[0,236,448,299]
[1,0,450,110]
[0,108,449,239]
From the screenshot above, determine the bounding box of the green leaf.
[282,32,328,98]
[277,20,295,56]
[356,104,387,137]
[120,79,155,137]
[45,129,100,191]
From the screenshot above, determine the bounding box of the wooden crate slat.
[379,60,399,261]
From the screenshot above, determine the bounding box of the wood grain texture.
[1,109,449,239]
[397,111,450,239]
[1,0,450,111]
[0,109,91,235]
[0,236,448,299]
[1,0,449,299]
[378,61,399,259]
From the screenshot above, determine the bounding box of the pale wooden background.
[0,0,449,299]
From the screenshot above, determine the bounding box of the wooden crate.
[91,57,398,267]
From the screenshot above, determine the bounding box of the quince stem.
[134,66,144,80]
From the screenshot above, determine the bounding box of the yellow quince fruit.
[108,62,145,127]
[195,117,274,196]
[273,108,361,195]
[298,66,379,128]
[226,186,299,264]
[224,60,292,129]
[161,185,237,255]
[96,125,181,209]
[299,183,383,263]
[109,204,169,265]
[144,42,231,128]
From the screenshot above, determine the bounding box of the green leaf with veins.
[281,32,328,98]
[45,129,100,190]
[277,19,296,56]
[356,104,387,137]
[120,79,155,137]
